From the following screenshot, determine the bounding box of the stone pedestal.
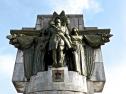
[25,67,87,94]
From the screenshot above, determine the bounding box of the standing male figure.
[48,17,72,67]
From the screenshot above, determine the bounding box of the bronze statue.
[48,17,72,67]
[70,27,86,76]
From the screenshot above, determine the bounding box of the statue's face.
[73,28,77,32]
[55,18,61,24]
[72,28,78,35]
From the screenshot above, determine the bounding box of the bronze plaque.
[52,70,64,82]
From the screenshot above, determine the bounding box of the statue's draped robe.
[66,34,105,78]
[33,37,48,75]
[48,25,71,51]
[84,45,94,79]
[70,35,87,76]
[16,36,48,80]
[83,35,105,79]
[16,36,35,80]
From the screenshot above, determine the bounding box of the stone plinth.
[25,67,87,94]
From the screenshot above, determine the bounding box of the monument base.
[25,67,87,94]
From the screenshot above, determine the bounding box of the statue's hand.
[67,43,77,52]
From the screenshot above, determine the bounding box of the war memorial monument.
[7,11,112,94]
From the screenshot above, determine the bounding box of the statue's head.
[54,17,61,24]
[52,11,69,26]
[71,27,79,35]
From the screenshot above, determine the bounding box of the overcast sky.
[0,0,126,94]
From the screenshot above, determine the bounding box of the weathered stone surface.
[26,67,87,94]
[87,81,94,94]
[94,47,103,62]
[12,50,26,93]
[28,91,86,94]
[12,47,106,94]
[35,15,84,30]
[91,47,106,92]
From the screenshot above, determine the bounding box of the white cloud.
[101,59,126,94]
[0,54,17,94]
[0,54,16,76]
[48,0,103,14]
